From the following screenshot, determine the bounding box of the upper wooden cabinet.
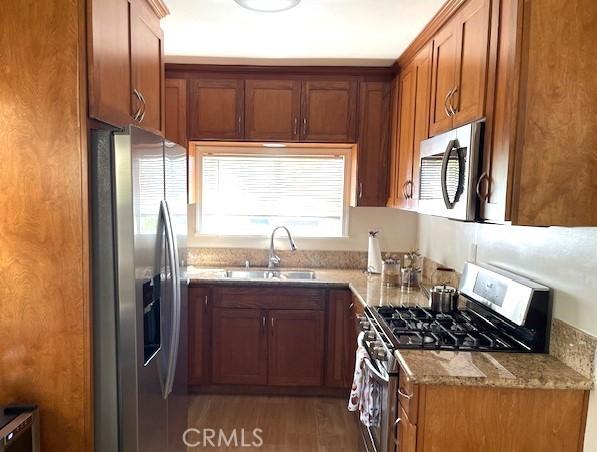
[356,82,391,206]
[245,79,301,141]
[188,79,245,140]
[88,0,167,133]
[429,0,490,136]
[130,0,165,134]
[479,0,597,226]
[165,78,187,146]
[394,44,432,210]
[300,80,358,142]
[88,0,132,126]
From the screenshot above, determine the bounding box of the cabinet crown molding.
[144,0,170,18]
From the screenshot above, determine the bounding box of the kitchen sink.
[224,269,316,280]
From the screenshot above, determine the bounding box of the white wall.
[417,214,597,451]
[188,206,419,252]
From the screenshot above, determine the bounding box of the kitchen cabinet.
[165,78,187,146]
[188,284,356,393]
[245,79,301,141]
[394,370,589,452]
[394,44,432,211]
[428,0,490,136]
[88,0,132,126]
[387,78,400,208]
[211,307,268,385]
[479,0,597,226]
[188,79,245,140]
[268,310,325,386]
[88,0,167,132]
[325,290,358,389]
[130,0,165,134]
[300,80,358,142]
[188,287,211,385]
[356,81,391,206]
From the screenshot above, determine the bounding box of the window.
[194,143,355,237]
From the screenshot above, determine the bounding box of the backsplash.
[186,247,406,270]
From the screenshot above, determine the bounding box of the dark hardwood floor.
[187,394,360,451]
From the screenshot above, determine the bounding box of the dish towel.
[348,334,381,427]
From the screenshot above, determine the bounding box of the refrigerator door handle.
[159,200,181,399]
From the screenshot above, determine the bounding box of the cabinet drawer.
[213,286,325,310]
[398,369,419,424]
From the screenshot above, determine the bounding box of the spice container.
[401,250,422,291]
[381,258,401,287]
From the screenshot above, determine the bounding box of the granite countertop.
[186,266,593,391]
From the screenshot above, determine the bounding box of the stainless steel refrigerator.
[91,125,188,452]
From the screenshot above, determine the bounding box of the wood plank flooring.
[187,395,360,451]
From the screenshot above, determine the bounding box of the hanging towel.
[348,333,381,427]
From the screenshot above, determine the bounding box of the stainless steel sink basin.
[224,269,316,280]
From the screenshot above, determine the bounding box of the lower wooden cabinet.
[268,310,324,386]
[212,307,268,385]
[395,371,590,452]
[189,285,355,392]
[325,289,357,389]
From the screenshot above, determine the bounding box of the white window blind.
[199,150,348,237]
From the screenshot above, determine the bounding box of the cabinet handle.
[398,388,413,400]
[271,316,274,335]
[237,115,242,133]
[302,117,308,136]
[262,315,266,332]
[444,87,455,118]
[402,181,408,200]
[358,182,363,199]
[137,90,147,123]
[448,87,458,117]
[407,180,414,199]
[394,417,402,425]
[293,117,298,136]
[132,89,143,120]
[476,171,489,202]
[204,295,208,306]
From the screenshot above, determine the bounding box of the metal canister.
[381,258,401,287]
[429,285,459,313]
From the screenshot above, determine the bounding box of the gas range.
[373,305,528,352]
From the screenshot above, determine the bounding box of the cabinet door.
[395,66,416,210]
[188,79,244,140]
[429,22,458,136]
[245,79,301,141]
[397,406,417,452]
[325,290,357,389]
[165,78,187,146]
[88,0,132,126]
[356,82,391,206]
[188,287,210,385]
[410,44,433,209]
[387,77,401,208]
[212,308,267,385]
[268,310,324,386]
[301,80,357,142]
[452,0,491,127]
[130,0,164,134]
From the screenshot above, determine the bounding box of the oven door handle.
[364,357,389,384]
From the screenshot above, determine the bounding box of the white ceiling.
[162,0,446,66]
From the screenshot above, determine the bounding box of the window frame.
[190,141,357,238]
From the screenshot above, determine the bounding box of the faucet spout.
[268,226,296,268]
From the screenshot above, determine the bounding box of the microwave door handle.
[440,139,458,209]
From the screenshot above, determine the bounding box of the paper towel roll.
[367,231,382,274]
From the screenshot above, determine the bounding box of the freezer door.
[114,126,169,452]
[164,139,189,452]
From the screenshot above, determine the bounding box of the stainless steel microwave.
[417,121,484,221]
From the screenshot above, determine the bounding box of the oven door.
[356,333,398,452]
[417,121,483,221]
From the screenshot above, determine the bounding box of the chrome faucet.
[268,226,297,268]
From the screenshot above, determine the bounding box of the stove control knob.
[359,320,370,330]
[365,331,375,340]
[376,351,388,361]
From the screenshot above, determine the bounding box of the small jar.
[381,258,401,287]
[401,267,421,291]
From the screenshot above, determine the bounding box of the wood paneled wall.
[0,1,91,451]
